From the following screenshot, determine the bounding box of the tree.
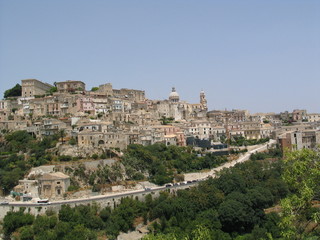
[218,198,255,233]
[64,224,96,240]
[3,211,34,237]
[4,84,22,98]
[91,87,99,91]
[5,130,34,152]
[279,149,320,239]
[54,221,71,239]
[33,215,57,233]
[59,129,66,143]
[69,137,77,145]
[19,225,34,240]
[46,87,57,95]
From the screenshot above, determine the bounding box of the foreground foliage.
[2,152,296,240]
[279,149,320,239]
[2,139,319,239]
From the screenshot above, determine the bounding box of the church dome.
[169,87,180,102]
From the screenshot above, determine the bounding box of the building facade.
[21,79,53,98]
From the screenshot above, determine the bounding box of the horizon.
[1,1,319,113]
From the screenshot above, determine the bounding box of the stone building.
[13,171,70,200]
[186,121,214,140]
[151,88,208,121]
[21,79,53,98]
[0,99,19,121]
[152,125,186,146]
[40,118,68,136]
[78,130,129,150]
[96,83,113,96]
[56,80,86,93]
[292,109,307,122]
[207,109,249,123]
[15,179,39,199]
[307,113,320,122]
[38,172,70,200]
[278,130,320,152]
[77,97,95,113]
[112,88,145,102]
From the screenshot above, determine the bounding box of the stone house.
[78,130,129,150]
[40,118,68,136]
[38,172,70,200]
[278,130,320,152]
[307,113,320,122]
[56,80,86,93]
[13,171,70,201]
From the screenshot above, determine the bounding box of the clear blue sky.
[0,0,319,113]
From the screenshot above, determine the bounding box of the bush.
[92,184,102,192]
[174,174,185,182]
[68,138,77,145]
[58,155,72,162]
[132,172,145,180]
[68,184,80,192]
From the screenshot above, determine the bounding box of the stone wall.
[0,186,190,221]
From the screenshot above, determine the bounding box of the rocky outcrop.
[57,144,105,158]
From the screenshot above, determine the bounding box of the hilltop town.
[0,79,319,202]
[1,79,319,152]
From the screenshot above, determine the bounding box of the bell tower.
[200,90,207,111]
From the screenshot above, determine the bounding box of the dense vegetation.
[0,130,59,194]
[5,150,317,240]
[249,147,282,161]
[0,130,228,195]
[2,130,319,239]
[229,136,270,146]
[121,143,228,185]
[4,84,22,98]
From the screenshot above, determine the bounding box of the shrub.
[58,155,72,162]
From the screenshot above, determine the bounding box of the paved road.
[184,139,276,180]
[8,139,276,208]
[9,183,195,207]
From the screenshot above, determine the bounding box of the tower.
[200,90,207,111]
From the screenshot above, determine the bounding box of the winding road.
[7,139,276,208]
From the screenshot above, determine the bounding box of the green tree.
[54,221,71,239]
[5,130,34,152]
[279,149,320,239]
[4,83,22,98]
[218,198,254,233]
[64,224,96,240]
[59,129,66,143]
[46,86,57,95]
[19,225,34,240]
[69,137,77,145]
[33,215,57,233]
[3,211,34,237]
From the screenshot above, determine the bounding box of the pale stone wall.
[21,79,53,98]
[56,81,86,93]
